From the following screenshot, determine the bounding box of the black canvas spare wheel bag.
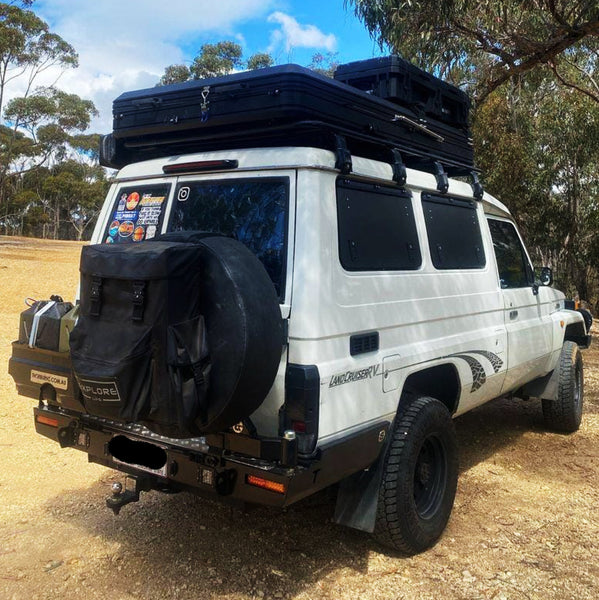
[69,234,283,438]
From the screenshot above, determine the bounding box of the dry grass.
[1,235,598,600]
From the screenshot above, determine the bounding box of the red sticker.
[126,192,140,211]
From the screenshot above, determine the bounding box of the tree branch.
[549,61,599,103]
[477,18,599,104]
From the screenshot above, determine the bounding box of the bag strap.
[190,357,211,421]
[89,277,103,317]
[131,280,146,321]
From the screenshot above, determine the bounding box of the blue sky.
[27,0,388,133]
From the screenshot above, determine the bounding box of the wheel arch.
[564,320,589,348]
[400,363,461,415]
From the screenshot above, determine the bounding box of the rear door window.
[168,178,289,297]
[103,183,171,244]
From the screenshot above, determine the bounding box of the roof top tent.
[100,59,474,179]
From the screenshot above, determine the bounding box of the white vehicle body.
[91,146,585,447]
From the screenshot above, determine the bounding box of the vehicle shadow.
[44,480,375,599]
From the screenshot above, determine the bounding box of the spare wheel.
[192,235,284,433]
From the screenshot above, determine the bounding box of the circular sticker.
[133,226,145,242]
[105,236,114,244]
[126,192,140,211]
[109,220,120,237]
[118,221,134,237]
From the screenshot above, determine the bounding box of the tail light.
[36,414,59,428]
[283,364,320,455]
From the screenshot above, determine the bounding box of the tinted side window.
[336,179,421,271]
[422,194,485,269]
[169,178,288,297]
[488,219,532,288]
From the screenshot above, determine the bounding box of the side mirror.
[539,266,553,286]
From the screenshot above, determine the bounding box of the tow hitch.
[106,475,152,515]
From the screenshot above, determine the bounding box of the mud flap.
[521,368,559,401]
[333,430,391,533]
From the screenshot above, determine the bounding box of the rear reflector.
[246,475,286,495]
[163,160,238,174]
[36,414,59,428]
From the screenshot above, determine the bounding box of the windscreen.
[169,178,289,297]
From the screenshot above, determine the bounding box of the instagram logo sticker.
[178,187,190,202]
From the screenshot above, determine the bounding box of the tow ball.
[106,475,152,515]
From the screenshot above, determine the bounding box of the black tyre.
[194,236,284,433]
[374,396,458,555]
[542,341,584,433]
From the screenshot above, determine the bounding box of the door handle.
[509,310,519,320]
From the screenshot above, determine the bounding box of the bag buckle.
[132,281,146,321]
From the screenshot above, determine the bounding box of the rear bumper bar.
[34,405,389,508]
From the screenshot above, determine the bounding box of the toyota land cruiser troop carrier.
[9,58,592,555]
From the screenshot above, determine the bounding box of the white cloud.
[267,12,337,54]
[28,0,279,132]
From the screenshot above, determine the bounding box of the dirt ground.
[1,235,598,600]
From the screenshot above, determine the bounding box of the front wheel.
[542,341,584,433]
[374,395,458,555]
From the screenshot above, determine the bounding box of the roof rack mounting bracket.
[334,134,352,175]
[470,171,484,200]
[433,161,449,194]
[391,148,407,186]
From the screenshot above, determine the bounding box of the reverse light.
[246,475,286,495]
[36,414,59,428]
[162,160,238,174]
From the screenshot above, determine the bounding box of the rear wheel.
[374,395,458,555]
[542,341,583,433]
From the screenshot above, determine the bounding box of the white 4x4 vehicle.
[9,62,591,555]
[11,146,590,555]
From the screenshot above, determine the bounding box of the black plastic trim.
[570,334,592,350]
[350,332,379,356]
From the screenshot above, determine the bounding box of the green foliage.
[307,52,339,77]
[190,41,244,79]
[159,42,276,86]
[158,64,191,86]
[474,72,599,303]
[0,1,102,241]
[247,52,274,71]
[346,0,599,102]
[0,1,78,117]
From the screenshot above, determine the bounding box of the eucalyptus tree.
[0,1,101,237]
[346,0,599,103]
